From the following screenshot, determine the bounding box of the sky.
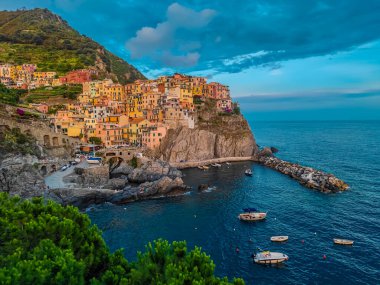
[1,0,380,120]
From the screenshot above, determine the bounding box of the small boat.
[87,157,102,164]
[238,212,267,221]
[333,238,354,245]
[253,251,289,264]
[226,162,231,165]
[245,169,253,176]
[211,163,222,167]
[271,236,289,242]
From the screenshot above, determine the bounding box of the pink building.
[207,82,230,99]
[142,124,168,149]
[60,69,93,84]
[31,103,49,113]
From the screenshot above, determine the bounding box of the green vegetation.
[25,84,82,103]
[0,127,40,156]
[47,104,65,114]
[233,106,241,115]
[0,83,26,104]
[89,137,102,145]
[130,156,138,168]
[0,8,145,83]
[0,193,244,284]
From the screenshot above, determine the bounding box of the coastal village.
[0,63,235,150]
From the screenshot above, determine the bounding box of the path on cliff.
[45,161,89,189]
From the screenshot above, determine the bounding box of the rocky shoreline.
[257,148,349,193]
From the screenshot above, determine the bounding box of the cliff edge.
[157,100,258,162]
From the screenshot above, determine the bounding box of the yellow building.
[128,94,143,118]
[180,84,194,109]
[127,118,150,144]
[104,83,125,101]
[67,122,85,138]
[33,71,56,80]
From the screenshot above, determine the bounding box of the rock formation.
[127,159,182,183]
[158,114,258,163]
[75,165,109,187]
[258,156,349,193]
[0,154,46,198]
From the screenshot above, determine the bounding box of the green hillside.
[0,8,145,84]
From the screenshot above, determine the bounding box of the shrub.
[0,193,244,284]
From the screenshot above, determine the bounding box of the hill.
[0,8,145,84]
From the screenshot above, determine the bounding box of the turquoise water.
[88,121,380,284]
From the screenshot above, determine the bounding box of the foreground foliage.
[0,193,244,284]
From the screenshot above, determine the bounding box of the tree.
[89,137,102,145]
[0,193,245,284]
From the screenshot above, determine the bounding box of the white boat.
[87,157,102,164]
[211,163,222,167]
[226,162,231,165]
[238,212,267,221]
[271,236,289,242]
[245,169,253,176]
[74,158,81,163]
[254,251,289,264]
[333,238,354,245]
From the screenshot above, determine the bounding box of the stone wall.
[0,116,79,157]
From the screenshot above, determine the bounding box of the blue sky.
[2,0,380,120]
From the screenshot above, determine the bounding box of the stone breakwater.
[258,156,349,193]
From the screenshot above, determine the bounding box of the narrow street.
[44,161,89,189]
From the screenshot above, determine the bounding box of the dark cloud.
[2,0,380,74]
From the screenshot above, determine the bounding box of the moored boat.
[253,251,289,264]
[245,169,253,176]
[333,238,354,245]
[211,163,222,167]
[238,212,267,221]
[271,236,289,242]
[87,157,102,164]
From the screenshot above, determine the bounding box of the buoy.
[274,218,277,220]
[194,215,197,218]
[236,247,240,253]
[194,227,198,230]
[314,232,317,235]
[233,228,236,231]
[123,208,126,210]
[323,255,326,260]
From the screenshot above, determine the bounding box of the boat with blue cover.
[87,157,102,164]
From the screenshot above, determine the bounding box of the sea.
[88,120,380,285]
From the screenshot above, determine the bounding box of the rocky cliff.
[158,113,258,163]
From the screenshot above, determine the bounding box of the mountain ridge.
[0,8,146,84]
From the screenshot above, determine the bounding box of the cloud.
[126,2,215,67]
[4,0,380,76]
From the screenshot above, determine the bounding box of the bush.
[130,156,138,168]
[89,137,102,145]
[0,193,244,284]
